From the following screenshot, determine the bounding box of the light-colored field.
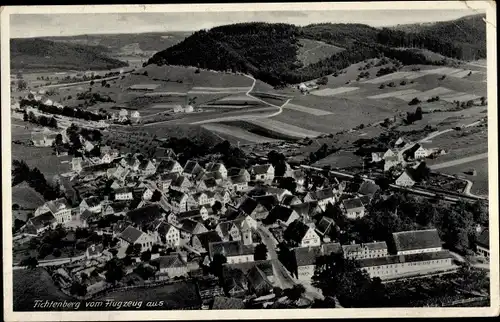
[363,71,422,84]
[285,103,333,116]
[150,104,182,109]
[297,38,345,66]
[396,87,455,101]
[368,89,420,99]
[364,67,481,85]
[202,123,280,144]
[144,92,187,97]
[218,95,258,102]
[311,87,359,97]
[247,118,323,138]
[440,92,482,102]
[12,145,72,180]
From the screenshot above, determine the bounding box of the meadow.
[437,158,489,196]
[297,38,345,66]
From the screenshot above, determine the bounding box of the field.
[313,150,364,169]
[297,38,345,66]
[285,103,332,116]
[13,268,72,311]
[11,144,72,181]
[201,123,281,144]
[436,158,489,196]
[246,118,324,139]
[311,87,359,97]
[12,182,45,210]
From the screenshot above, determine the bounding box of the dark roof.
[309,188,334,200]
[120,226,145,244]
[172,175,190,187]
[29,212,56,229]
[342,198,365,211]
[224,260,274,276]
[284,220,310,244]
[281,195,300,206]
[177,209,201,220]
[357,181,380,196]
[238,197,258,215]
[357,250,454,268]
[315,216,335,236]
[252,164,273,175]
[269,205,295,223]
[477,229,490,249]
[209,240,254,258]
[205,162,225,173]
[359,195,371,206]
[294,246,321,266]
[211,296,245,310]
[159,172,179,182]
[114,187,132,194]
[253,195,279,211]
[341,181,361,193]
[227,167,247,177]
[230,175,248,184]
[83,196,101,208]
[246,266,273,294]
[181,218,204,234]
[157,159,179,173]
[157,254,186,269]
[392,229,442,252]
[203,178,218,188]
[80,209,95,221]
[168,189,187,203]
[195,231,222,251]
[290,202,319,217]
[184,160,203,175]
[321,242,342,256]
[405,143,423,157]
[126,204,163,227]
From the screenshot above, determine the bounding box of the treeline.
[20,99,108,121]
[12,160,62,200]
[24,111,58,128]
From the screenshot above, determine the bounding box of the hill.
[383,14,486,60]
[10,38,129,71]
[145,15,485,86]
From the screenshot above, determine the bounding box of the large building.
[392,229,443,255]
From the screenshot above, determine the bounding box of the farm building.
[395,170,416,187]
[31,129,58,147]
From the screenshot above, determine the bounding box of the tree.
[317,76,329,85]
[414,106,423,120]
[104,258,125,284]
[254,243,268,260]
[283,284,305,302]
[480,96,487,106]
[90,80,95,86]
[408,97,421,106]
[20,256,38,269]
[17,79,27,91]
[151,190,162,202]
[210,253,227,280]
[211,201,223,214]
[70,281,87,297]
[55,134,63,146]
[311,296,336,308]
[101,80,107,87]
[278,177,297,194]
[140,250,152,262]
[52,248,62,257]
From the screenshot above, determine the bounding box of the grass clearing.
[247,118,324,139]
[11,144,72,181]
[310,87,359,97]
[202,123,280,144]
[297,38,345,66]
[368,89,420,100]
[363,71,422,84]
[285,103,333,116]
[437,158,489,196]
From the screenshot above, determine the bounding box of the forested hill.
[146,16,486,86]
[11,38,129,71]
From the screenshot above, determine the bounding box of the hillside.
[385,14,486,60]
[146,15,485,86]
[11,38,129,71]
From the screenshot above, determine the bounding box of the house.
[265,206,300,227]
[112,166,130,182]
[168,189,189,213]
[358,250,454,279]
[119,226,154,252]
[72,157,83,173]
[188,192,209,209]
[34,198,72,225]
[31,130,58,147]
[251,164,275,182]
[209,240,255,264]
[357,181,380,197]
[476,229,490,259]
[342,241,388,259]
[202,171,224,184]
[341,198,365,219]
[211,296,245,310]
[304,188,336,211]
[86,244,104,260]
[156,254,188,278]
[180,218,209,238]
[284,220,321,247]
[138,159,156,176]
[216,221,244,242]
[177,207,209,222]
[392,229,443,255]
[405,143,430,160]
[79,197,102,214]
[338,181,360,195]
[395,170,417,187]
[205,162,228,179]
[198,178,218,191]
[120,155,141,171]
[155,221,181,248]
[281,195,301,207]
[394,137,405,147]
[183,161,204,178]
[227,168,251,182]
[184,105,194,113]
[246,265,273,296]
[253,195,280,220]
[228,175,249,192]
[157,159,183,175]
[214,189,231,205]
[315,216,336,237]
[371,152,384,163]
[157,173,179,191]
[383,149,397,160]
[119,109,129,118]
[291,170,306,188]
[142,184,158,201]
[265,187,293,203]
[384,156,401,172]
[192,231,222,253]
[171,175,192,192]
[290,202,322,223]
[126,204,164,231]
[292,246,321,282]
[24,212,56,235]
[102,202,129,217]
[114,187,134,201]
[130,110,141,123]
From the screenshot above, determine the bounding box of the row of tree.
[12,160,63,201]
[23,111,58,128]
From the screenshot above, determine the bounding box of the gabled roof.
[225,260,274,276]
[290,202,319,217]
[307,188,334,200]
[205,162,225,173]
[83,196,101,208]
[342,198,365,211]
[397,169,417,182]
[168,189,187,203]
[46,198,71,214]
[157,254,186,269]
[281,195,301,206]
[294,246,321,266]
[357,181,380,196]
[211,296,245,310]
[172,175,191,187]
[359,195,371,206]
[357,250,453,268]
[184,160,203,175]
[159,172,179,182]
[284,220,310,244]
[203,178,218,189]
[120,226,145,244]
[139,159,155,170]
[227,167,248,177]
[156,221,178,236]
[115,187,132,194]
[238,197,258,215]
[217,221,237,239]
[177,209,202,220]
[126,204,163,227]
[321,242,342,256]
[80,209,96,221]
[251,164,273,175]
[315,216,335,236]
[229,175,248,185]
[203,171,223,181]
[181,218,205,234]
[195,231,222,250]
[209,240,254,258]
[29,212,56,229]
[246,266,272,293]
[157,159,180,173]
[392,229,442,252]
[253,195,279,211]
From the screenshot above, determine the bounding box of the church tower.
[241,221,253,246]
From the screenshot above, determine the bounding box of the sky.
[10,10,481,38]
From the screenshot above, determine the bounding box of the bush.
[408,97,421,106]
[379,84,385,89]
[195,68,200,74]
[317,76,328,85]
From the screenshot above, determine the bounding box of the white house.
[156,222,181,248]
[114,188,134,201]
[304,188,335,211]
[341,198,366,220]
[184,105,194,113]
[285,220,321,248]
[205,162,228,179]
[119,226,155,253]
[79,197,102,214]
[34,198,72,225]
[395,170,416,187]
[251,164,275,182]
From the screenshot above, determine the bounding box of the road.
[429,153,488,170]
[40,74,123,89]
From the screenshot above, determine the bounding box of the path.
[429,152,488,170]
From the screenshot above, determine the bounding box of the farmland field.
[246,118,324,139]
[437,158,489,196]
[285,103,333,116]
[202,123,280,144]
[313,150,364,169]
[311,87,359,97]
[13,268,72,311]
[11,144,72,181]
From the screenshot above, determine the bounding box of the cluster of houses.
[110,109,141,124]
[18,141,462,304]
